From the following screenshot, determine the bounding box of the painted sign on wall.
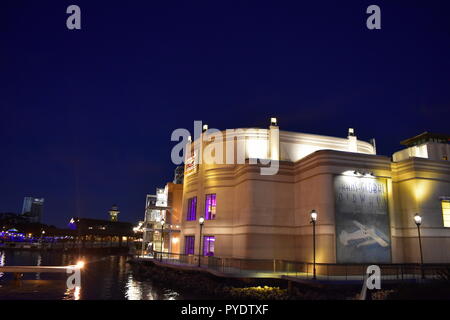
[184,152,198,177]
[334,174,391,263]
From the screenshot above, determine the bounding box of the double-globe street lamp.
[198,216,205,267]
[414,213,425,279]
[310,209,318,280]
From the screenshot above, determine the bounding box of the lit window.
[186,197,197,221]
[442,200,450,228]
[203,236,215,256]
[184,236,195,255]
[205,194,216,220]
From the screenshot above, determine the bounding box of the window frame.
[442,200,450,228]
[186,196,197,221]
[204,193,217,220]
[202,235,215,256]
[184,235,195,255]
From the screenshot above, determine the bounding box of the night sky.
[1,1,449,227]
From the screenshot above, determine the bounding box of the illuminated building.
[393,132,450,162]
[109,205,120,222]
[68,217,133,235]
[174,165,185,184]
[67,217,135,247]
[142,183,183,254]
[177,120,450,264]
[21,197,44,223]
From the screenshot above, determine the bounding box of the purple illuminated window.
[184,236,195,255]
[203,236,215,256]
[205,194,216,220]
[187,197,197,221]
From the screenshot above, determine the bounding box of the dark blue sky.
[1,1,449,227]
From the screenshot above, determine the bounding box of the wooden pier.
[0,266,71,273]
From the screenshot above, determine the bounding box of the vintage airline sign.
[334,174,391,263]
[184,152,198,177]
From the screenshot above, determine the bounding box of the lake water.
[0,250,194,300]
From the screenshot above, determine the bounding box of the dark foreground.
[130,260,450,300]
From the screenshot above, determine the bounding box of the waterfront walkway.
[133,255,441,283]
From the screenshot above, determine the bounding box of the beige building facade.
[175,124,450,265]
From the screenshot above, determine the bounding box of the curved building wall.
[279,130,375,162]
[181,150,395,263]
[179,126,450,264]
[181,161,296,260]
[190,127,376,165]
[181,124,378,263]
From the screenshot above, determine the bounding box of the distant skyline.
[1,1,450,227]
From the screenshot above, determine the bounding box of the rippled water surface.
[0,250,191,300]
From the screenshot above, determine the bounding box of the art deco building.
[176,120,450,264]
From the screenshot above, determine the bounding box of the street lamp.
[160,219,165,262]
[40,230,46,249]
[310,210,318,280]
[414,213,425,279]
[198,216,205,267]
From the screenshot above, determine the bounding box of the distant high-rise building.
[109,205,120,222]
[173,165,184,184]
[21,197,44,223]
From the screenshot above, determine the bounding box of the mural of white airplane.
[339,220,389,248]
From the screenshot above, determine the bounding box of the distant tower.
[21,197,44,223]
[173,165,184,184]
[109,205,120,222]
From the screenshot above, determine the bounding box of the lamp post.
[198,216,205,267]
[414,213,425,279]
[160,219,165,262]
[310,210,318,280]
[40,230,46,249]
[141,232,145,258]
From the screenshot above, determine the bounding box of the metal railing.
[0,241,131,250]
[140,251,450,282]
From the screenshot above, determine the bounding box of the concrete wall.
[391,158,450,263]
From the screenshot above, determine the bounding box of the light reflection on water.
[0,252,5,279]
[74,286,81,300]
[125,274,146,300]
[36,253,41,280]
[0,250,184,300]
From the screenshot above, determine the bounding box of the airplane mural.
[339,220,389,248]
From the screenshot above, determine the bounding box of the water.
[0,250,193,300]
